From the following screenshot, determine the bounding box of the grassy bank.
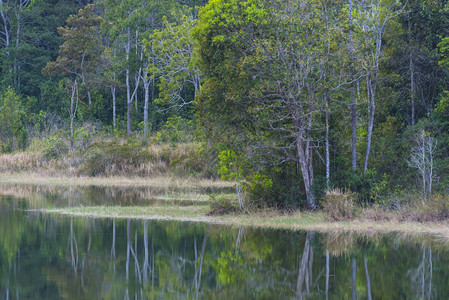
[33,205,449,238]
[0,172,232,189]
[0,140,216,178]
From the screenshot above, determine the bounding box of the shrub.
[42,132,69,160]
[322,189,356,221]
[80,140,151,176]
[155,116,196,145]
[165,143,215,177]
[208,194,238,215]
[0,86,27,153]
[411,194,449,222]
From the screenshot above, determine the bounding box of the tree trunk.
[325,92,330,189]
[349,0,357,173]
[297,140,315,209]
[69,82,78,149]
[111,72,117,129]
[111,219,116,259]
[126,219,130,283]
[364,73,376,174]
[422,136,426,199]
[143,221,149,285]
[143,68,150,136]
[364,255,372,300]
[0,0,10,55]
[326,251,329,300]
[70,216,78,273]
[81,53,92,106]
[352,258,357,300]
[408,15,415,125]
[195,231,208,300]
[126,28,132,136]
[296,232,314,299]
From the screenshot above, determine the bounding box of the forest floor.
[34,205,449,238]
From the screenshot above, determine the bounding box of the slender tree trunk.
[349,0,357,173]
[126,219,130,282]
[143,221,149,285]
[69,82,78,149]
[326,251,329,300]
[143,67,150,136]
[111,219,116,258]
[352,258,357,300]
[429,247,432,298]
[408,15,415,125]
[195,231,208,300]
[325,92,330,188]
[126,28,132,136]
[364,73,376,174]
[81,53,92,106]
[364,255,372,300]
[70,216,78,273]
[422,137,426,199]
[363,2,386,174]
[70,86,75,139]
[0,0,10,56]
[15,10,20,89]
[111,72,117,129]
[429,140,434,195]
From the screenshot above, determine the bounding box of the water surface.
[0,185,446,299]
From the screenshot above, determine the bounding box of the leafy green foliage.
[0,87,27,153]
[218,150,246,182]
[43,4,104,106]
[41,131,69,161]
[155,116,196,145]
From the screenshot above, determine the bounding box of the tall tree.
[353,0,403,174]
[43,4,104,107]
[194,0,342,208]
[150,9,201,110]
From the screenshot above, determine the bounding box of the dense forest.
[1,0,449,210]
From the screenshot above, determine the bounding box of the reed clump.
[0,152,43,172]
[322,189,356,221]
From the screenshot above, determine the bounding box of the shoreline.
[0,172,232,189]
[31,206,449,238]
[3,172,449,238]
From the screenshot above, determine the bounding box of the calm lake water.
[0,184,447,299]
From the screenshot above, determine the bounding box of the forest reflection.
[0,197,446,299]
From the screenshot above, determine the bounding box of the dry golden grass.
[0,172,233,189]
[0,141,214,179]
[0,152,43,172]
[322,189,355,221]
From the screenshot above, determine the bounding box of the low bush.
[42,131,69,161]
[80,140,153,176]
[208,194,238,215]
[164,143,216,177]
[322,189,356,221]
[408,194,449,222]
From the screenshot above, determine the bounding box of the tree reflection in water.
[0,197,446,299]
